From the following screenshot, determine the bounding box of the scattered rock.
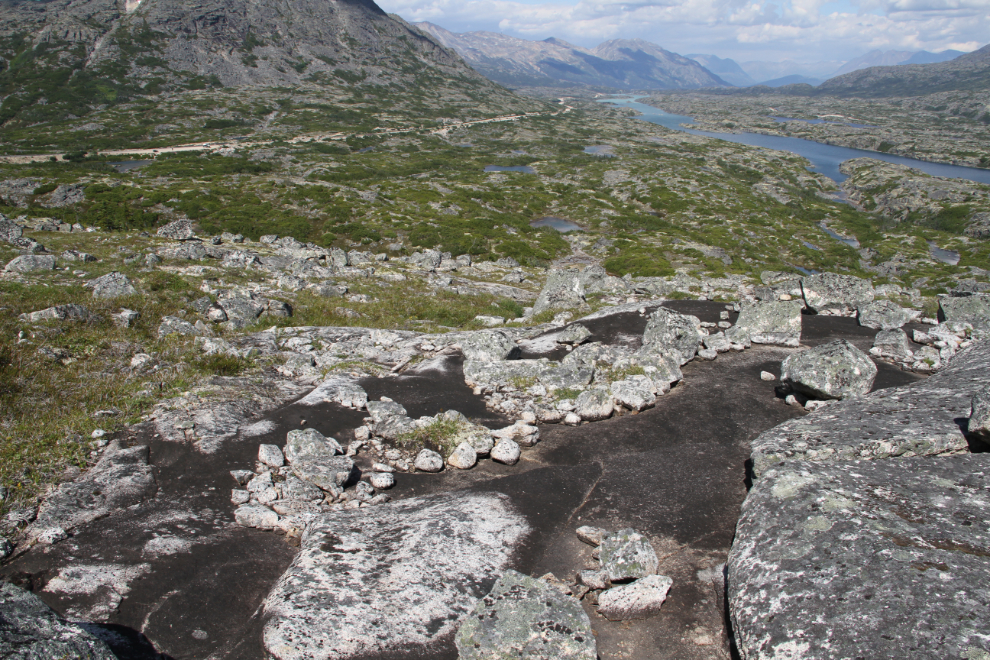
[760,371,775,381]
[599,528,659,581]
[368,472,394,489]
[642,307,703,365]
[780,339,877,400]
[0,582,117,659]
[234,504,280,529]
[113,308,140,328]
[857,299,911,330]
[4,254,55,273]
[258,444,284,468]
[157,219,195,240]
[491,438,521,465]
[800,273,874,316]
[576,525,605,546]
[459,330,517,361]
[158,315,200,338]
[574,385,613,421]
[455,569,597,660]
[414,448,444,473]
[88,271,137,298]
[597,574,673,621]
[725,300,802,347]
[447,442,478,469]
[19,304,92,323]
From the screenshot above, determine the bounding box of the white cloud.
[380,0,988,62]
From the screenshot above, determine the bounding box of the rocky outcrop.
[939,293,990,334]
[0,582,117,659]
[263,491,529,659]
[641,307,703,365]
[730,454,990,660]
[799,273,874,316]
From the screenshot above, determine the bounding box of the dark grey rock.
[599,528,659,581]
[157,219,194,240]
[752,340,990,478]
[88,271,137,298]
[725,300,802,347]
[800,273,874,315]
[263,492,530,659]
[858,299,911,330]
[4,254,55,273]
[642,307,703,365]
[730,455,990,660]
[969,385,990,441]
[455,570,596,660]
[0,582,117,660]
[781,339,877,400]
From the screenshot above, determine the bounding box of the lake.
[531,216,583,232]
[485,165,536,174]
[600,97,990,185]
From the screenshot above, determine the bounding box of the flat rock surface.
[751,339,989,478]
[729,454,990,660]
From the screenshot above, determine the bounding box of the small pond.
[928,241,961,265]
[802,241,822,251]
[584,145,615,157]
[531,216,583,232]
[110,160,153,173]
[484,165,536,173]
[820,223,861,248]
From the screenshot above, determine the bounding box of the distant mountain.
[0,0,505,128]
[740,59,843,84]
[831,49,965,76]
[414,24,729,90]
[688,54,754,87]
[817,43,990,97]
[758,75,823,88]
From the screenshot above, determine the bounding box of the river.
[600,97,990,186]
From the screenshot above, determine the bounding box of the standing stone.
[725,300,803,347]
[0,582,116,660]
[4,254,55,273]
[642,307,703,365]
[781,339,877,400]
[455,570,597,660]
[969,385,990,441]
[264,492,530,660]
[857,299,911,330]
[599,528,659,581]
[597,574,673,621]
[88,271,137,298]
[156,219,194,240]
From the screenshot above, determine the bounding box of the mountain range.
[832,49,964,76]
[414,23,728,90]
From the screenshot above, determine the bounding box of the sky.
[376,0,988,63]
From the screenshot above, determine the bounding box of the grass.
[395,417,464,457]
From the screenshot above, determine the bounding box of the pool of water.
[820,223,861,248]
[485,165,536,174]
[601,97,990,185]
[803,241,822,251]
[110,160,153,173]
[584,145,615,157]
[928,241,961,265]
[531,216,583,232]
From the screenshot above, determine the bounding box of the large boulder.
[156,218,194,240]
[459,330,516,361]
[800,273,874,316]
[969,385,990,442]
[4,254,55,273]
[641,307,703,365]
[725,300,802,347]
[751,340,990,478]
[870,328,914,362]
[0,216,23,242]
[532,269,586,316]
[781,339,877,400]
[19,304,92,323]
[939,293,990,334]
[857,299,911,330]
[88,271,137,298]
[263,492,530,659]
[455,570,597,660]
[729,455,990,660]
[0,582,117,659]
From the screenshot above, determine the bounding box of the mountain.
[902,50,965,65]
[687,54,754,87]
[739,59,843,84]
[414,24,729,90]
[832,50,915,76]
[817,43,990,97]
[0,0,502,129]
[758,74,823,88]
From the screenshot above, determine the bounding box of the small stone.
[576,525,606,546]
[599,528,659,581]
[564,412,581,425]
[36,527,68,545]
[368,472,395,489]
[114,308,140,328]
[234,504,279,529]
[520,411,537,424]
[258,444,284,468]
[414,448,444,472]
[447,442,477,469]
[697,347,718,360]
[597,574,673,621]
[785,394,803,407]
[230,470,254,485]
[490,438,521,465]
[231,489,250,505]
[0,537,12,560]
[760,371,776,381]
[246,472,274,493]
[579,569,610,590]
[91,429,106,439]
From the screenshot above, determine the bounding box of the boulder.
[781,339,877,400]
[414,448,444,472]
[157,316,200,338]
[4,254,55,273]
[455,570,596,660]
[725,300,802,347]
[218,295,265,328]
[532,269,586,316]
[235,504,280,529]
[939,293,990,334]
[284,428,343,463]
[870,328,914,361]
[156,219,194,240]
[366,399,407,422]
[0,582,116,660]
[291,458,355,491]
[19,304,92,323]
[459,330,516,361]
[264,492,530,660]
[88,271,137,298]
[259,444,285,468]
[579,264,629,295]
[574,385,613,421]
[730,455,990,660]
[491,438,521,465]
[447,442,478,469]
[597,574,673,621]
[641,307,703,365]
[0,216,23,243]
[857,299,911,330]
[610,376,657,411]
[549,323,592,346]
[969,385,990,441]
[599,528,659,581]
[800,273,874,315]
[751,340,990,478]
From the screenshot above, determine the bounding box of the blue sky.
[377,0,987,62]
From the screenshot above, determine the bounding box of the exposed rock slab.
[263,491,530,660]
[729,455,990,660]
[455,570,597,659]
[751,340,990,479]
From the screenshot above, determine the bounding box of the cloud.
[379,0,989,61]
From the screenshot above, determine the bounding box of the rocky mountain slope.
[817,43,990,97]
[0,0,510,131]
[414,23,728,90]
[687,54,755,87]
